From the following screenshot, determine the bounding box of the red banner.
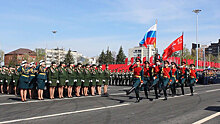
[162,35,183,60]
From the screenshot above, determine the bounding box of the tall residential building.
[128,45,156,62]
[205,40,220,57]
[44,48,83,65]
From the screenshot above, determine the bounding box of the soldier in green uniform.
[90,64,97,96]
[118,70,122,86]
[83,64,91,96]
[96,65,104,95]
[128,70,133,86]
[48,61,59,99]
[28,62,36,99]
[13,65,20,95]
[1,66,7,94]
[58,62,68,98]
[35,60,47,100]
[5,66,13,94]
[103,65,110,96]
[17,60,30,102]
[0,67,3,93]
[115,69,119,86]
[66,62,75,98]
[75,63,83,97]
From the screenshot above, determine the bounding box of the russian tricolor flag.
[139,24,157,48]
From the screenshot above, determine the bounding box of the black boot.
[154,86,158,99]
[135,93,140,103]
[190,86,193,96]
[181,85,184,95]
[163,89,167,100]
[126,87,135,95]
[144,89,148,99]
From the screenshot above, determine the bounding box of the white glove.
[65,80,69,83]
[81,79,85,82]
[45,80,47,83]
[90,80,93,82]
[96,79,99,82]
[74,79,77,82]
[49,81,52,84]
[153,65,156,67]
[13,80,15,83]
[56,80,59,83]
[153,77,156,80]
[130,76,132,78]
[6,80,8,83]
[0,80,2,82]
[103,80,105,82]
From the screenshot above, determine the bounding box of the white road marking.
[158,93,198,100]
[192,112,220,124]
[205,89,220,93]
[0,92,125,106]
[0,95,15,97]
[0,103,130,124]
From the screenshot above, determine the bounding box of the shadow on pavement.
[205,106,220,112]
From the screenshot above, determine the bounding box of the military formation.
[126,58,199,103]
[0,60,111,102]
[0,58,207,103]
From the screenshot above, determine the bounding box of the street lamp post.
[193,9,201,69]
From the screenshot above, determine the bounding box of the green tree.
[116,46,126,64]
[105,47,114,64]
[0,50,4,65]
[64,49,74,65]
[98,50,106,64]
[35,48,45,62]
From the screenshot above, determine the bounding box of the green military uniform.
[0,69,3,85]
[83,68,91,87]
[58,66,68,87]
[17,66,30,89]
[75,67,83,86]
[96,68,104,86]
[13,69,20,87]
[103,68,111,85]
[66,66,75,86]
[48,66,59,87]
[36,65,47,90]
[6,69,13,86]
[90,68,97,86]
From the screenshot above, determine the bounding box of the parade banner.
[125,58,128,65]
[162,35,183,60]
[131,57,134,64]
[143,57,146,64]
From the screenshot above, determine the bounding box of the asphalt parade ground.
[0,84,220,124]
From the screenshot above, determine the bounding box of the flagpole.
[181,32,184,65]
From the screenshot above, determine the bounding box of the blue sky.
[0,0,219,57]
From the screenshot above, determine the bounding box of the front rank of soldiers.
[0,60,114,102]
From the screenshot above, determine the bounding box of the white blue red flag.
[139,24,157,48]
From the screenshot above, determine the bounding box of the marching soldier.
[126,58,143,103]
[28,62,36,99]
[36,60,47,100]
[170,62,178,96]
[17,60,30,102]
[151,59,162,99]
[103,65,111,96]
[48,61,59,99]
[161,61,171,100]
[58,62,68,98]
[13,65,20,95]
[90,64,97,96]
[143,61,152,99]
[188,64,198,96]
[96,65,104,95]
[66,62,75,98]
[83,64,91,96]
[179,62,188,95]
